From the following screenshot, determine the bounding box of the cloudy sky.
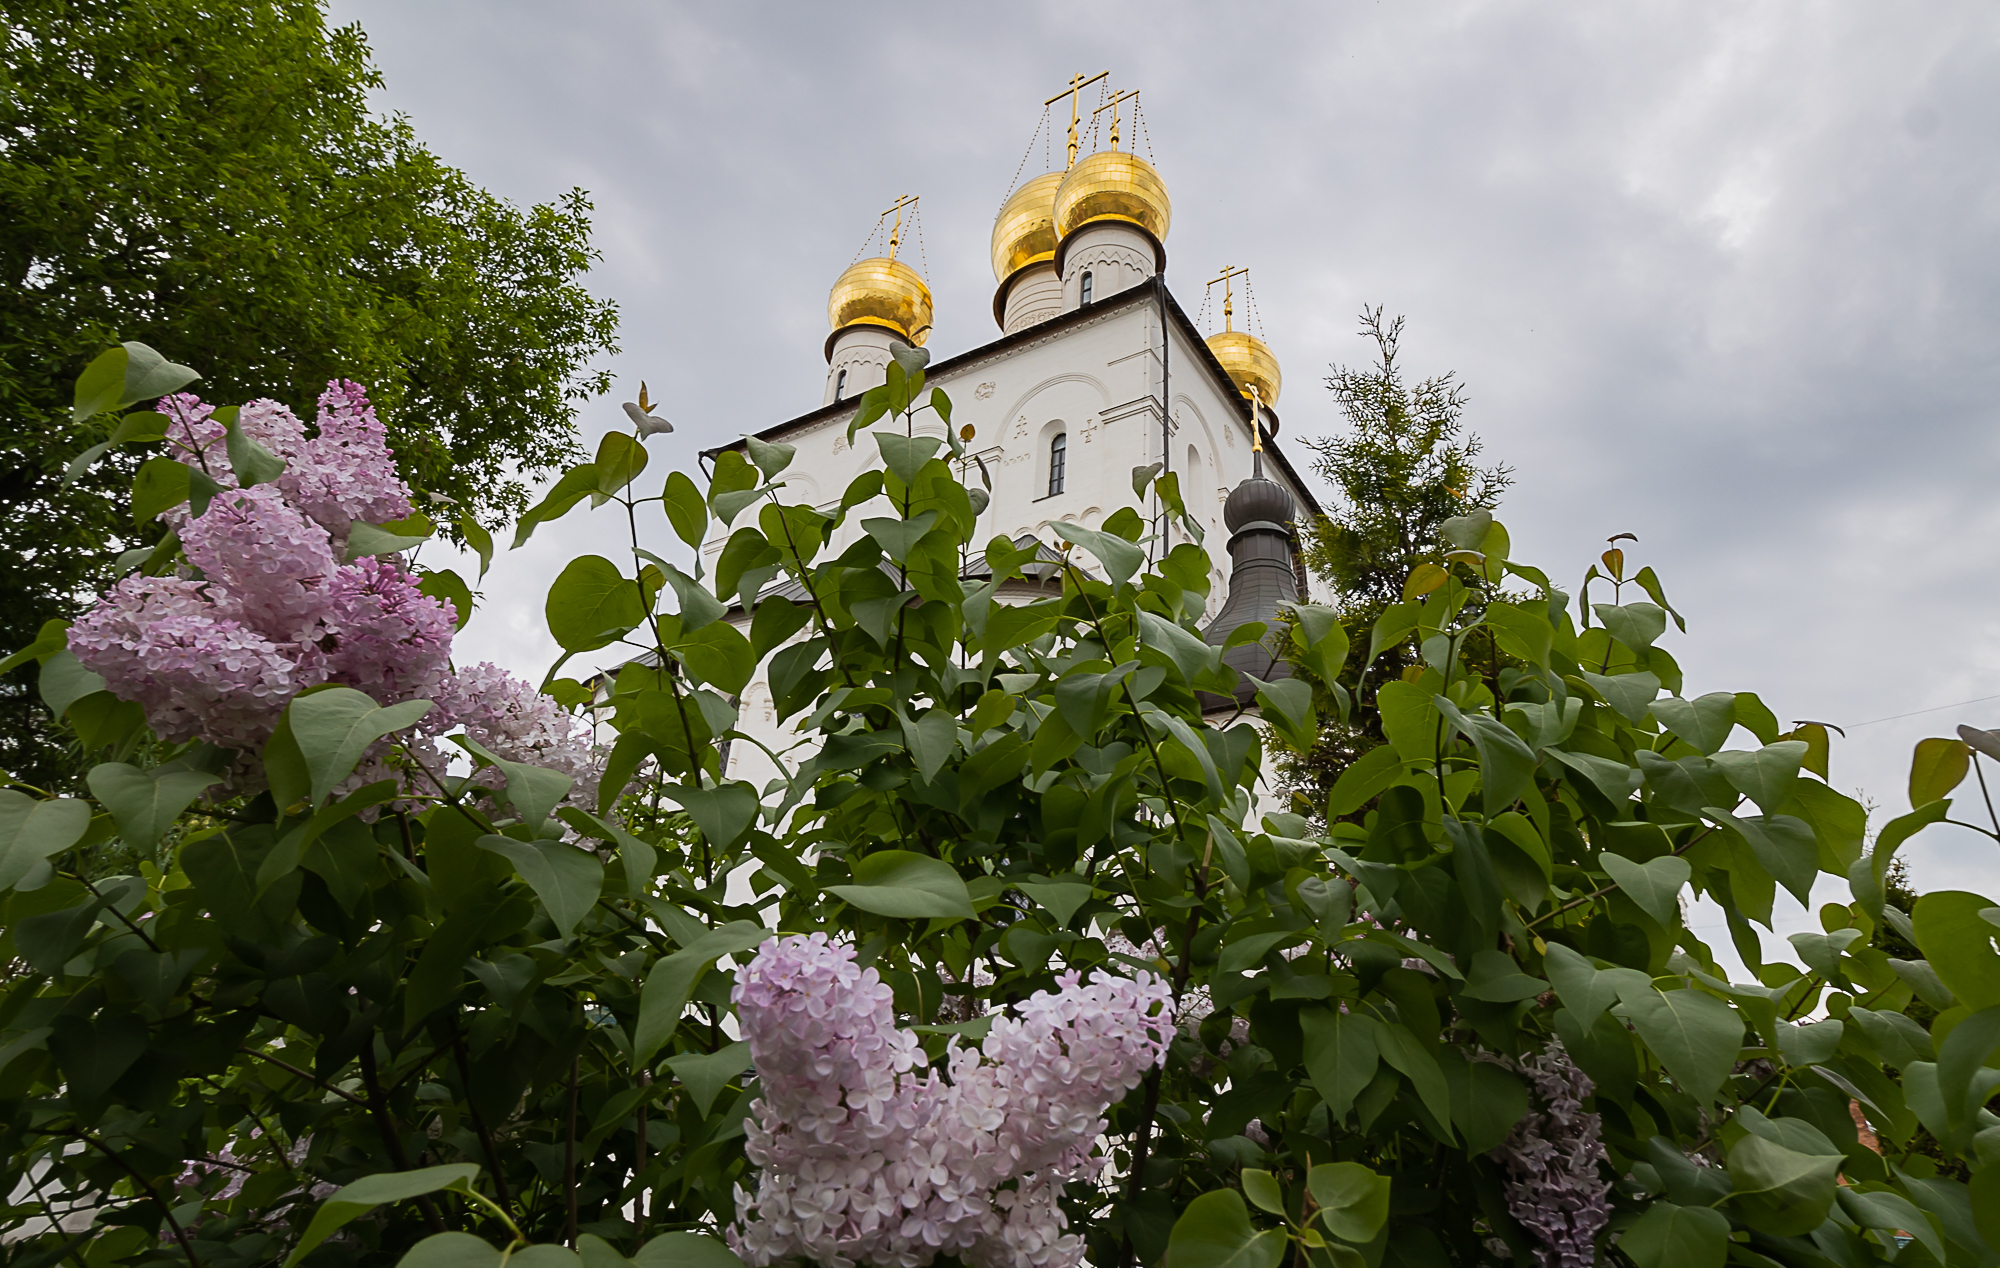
[330,1,2000,941]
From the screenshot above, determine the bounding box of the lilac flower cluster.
[1489,1041,1612,1268]
[728,933,1172,1268]
[69,385,597,802]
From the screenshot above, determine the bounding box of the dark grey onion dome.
[1199,474,1300,712]
[1222,474,1295,535]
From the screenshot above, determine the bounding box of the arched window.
[1048,432,1067,497]
[1080,271,1094,305]
[834,368,847,401]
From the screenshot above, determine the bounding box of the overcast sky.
[329,1,2000,940]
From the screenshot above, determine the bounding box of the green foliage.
[0,0,619,789]
[1,349,1995,1268]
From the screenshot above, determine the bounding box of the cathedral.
[708,79,1321,784]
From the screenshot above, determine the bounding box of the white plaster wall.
[823,326,902,406]
[1001,264,1064,333]
[1060,222,1156,311]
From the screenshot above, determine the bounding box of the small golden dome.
[827,256,933,350]
[991,172,1063,285]
[1053,150,1171,251]
[1207,330,1282,409]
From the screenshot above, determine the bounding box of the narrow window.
[1048,433,1067,497]
[834,368,847,401]
[1080,271,1094,305]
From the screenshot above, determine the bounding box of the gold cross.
[1092,89,1141,153]
[1045,71,1108,169]
[880,194,919,261]
[1207,264,1250,332]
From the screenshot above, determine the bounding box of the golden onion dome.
[1052,150,1171,260]
[1207,329,1282,410]
[991,171,1064,285]
[826,256,933,351]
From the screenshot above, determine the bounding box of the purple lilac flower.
[728,933,1173,1268]
[1489,1041,1611,1268]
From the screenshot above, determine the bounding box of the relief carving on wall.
[974,381,996,400]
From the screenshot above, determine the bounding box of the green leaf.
[1578,669,1661,724]
[634,921,770,1067]
[475,837,602,937]
[661,781,759,849]
[673,622,757,695]
[1909,737,1971,808]
[419,569,476,630]
[1593,601,1667,652]
[0,619,69,675]
[1288,604,1351,685]
[1306,1161,1391,1244]
[1327,745,1403,819]
[1598,852,1690,928]
[1367,601,1421,665]
[901,708,958,784]
[453,735,573,829]
[632,1233,744,1268]
[85,762,221,852]
[547,555,646,652]
[1869,798,1951,898]
[1711,741,1807,815]
[345,520,431,561]
[744,433,796,480]
[667,1040,752,1117]
[1617,1202,1728,1268]
[873,432,943,486]
[1440,1052,1529,1154]
[864,511,941,564]
[225,412,286,487]
[594,430,650,495]
[1725,1133,1841,1236]
[458,513,495,580]
[1166,1190,1288,1268]
[1241,1169,1285,1216]
[661,471,709,553]
[37,649,105,719]
[1253,676,1317,753]
[1542,944,1650,1028]
[395,1233,505,1268]
[1708,809,1818,907]
[1370,1019,1454,1137]
[512,464,602,548]
[1051,520,1145,587]
[1484,601,1552,667]
[1913,891,2000,1010]
[1435,698,1536,813]
[828,849,974,919]
[288,688,434,806]
[654,563,723,633]
[0,792,92,892]
[72,345,130,425]
[1652,693,1736,755]
[1836,1189,1944,1265]
[1016,875,1093,927]
[1615,986,1742,1102]
[131,456,191,523]
[284,1164,481,1268]
[1459,949,1547,1003]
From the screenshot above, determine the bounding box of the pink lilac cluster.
[728,933,1171,1268]
[68,385,596,802]
[1489,1041,1611,1268]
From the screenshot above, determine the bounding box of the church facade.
[704,104,1320,787]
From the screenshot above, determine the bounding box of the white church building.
[704,85,1322,787]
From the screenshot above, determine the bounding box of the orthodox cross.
[1045,71,1109,169]
[1092,89,1141,152]
[1207,264,1250,332]
[880,194,919,260]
